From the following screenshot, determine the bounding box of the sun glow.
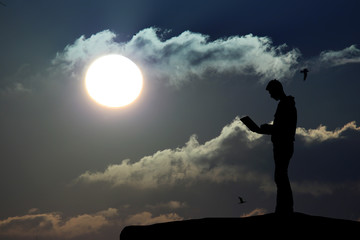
[85,55,143,108]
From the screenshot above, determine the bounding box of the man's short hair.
[266,79,283,92]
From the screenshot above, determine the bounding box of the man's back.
[272,95,297,144]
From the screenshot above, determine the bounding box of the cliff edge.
[120,212,360,239]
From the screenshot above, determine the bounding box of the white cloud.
[76,116,266,188]
[296,121,360,144]
[28,208,40,214]
[319,45,360,67]
[6,29,360,94]
[58,212,115,238]
[75,118,360,199]
[53,28,301,87]
[52,29,119,72]
[241,208,267,217]
[0,82,32,95]
[125,211,183,226]
[0,208,118,239]
[0,208,184,239]
[122,28,300,86]
[0,63,34,95]
[11,82,32,93]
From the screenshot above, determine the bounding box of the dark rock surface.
[120,212,360,239]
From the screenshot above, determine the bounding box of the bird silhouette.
[300,68,309,81]
[238,197,246,204]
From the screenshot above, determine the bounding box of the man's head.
[266,79,285,101]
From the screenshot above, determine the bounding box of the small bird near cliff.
[238,197,246,204]
[300,68,309,81]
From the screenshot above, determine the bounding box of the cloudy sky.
[1,0,360,239]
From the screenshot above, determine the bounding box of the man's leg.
[273,143,294,214]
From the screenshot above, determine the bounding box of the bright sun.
[85,54,143,108]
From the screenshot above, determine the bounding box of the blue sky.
[0,1,360,239]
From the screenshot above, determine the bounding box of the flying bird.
[300,68,309,81]
[238,197,246,204]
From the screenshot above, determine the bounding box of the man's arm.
[259,124,274,135]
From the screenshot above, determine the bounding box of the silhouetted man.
[260,79,297,215]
